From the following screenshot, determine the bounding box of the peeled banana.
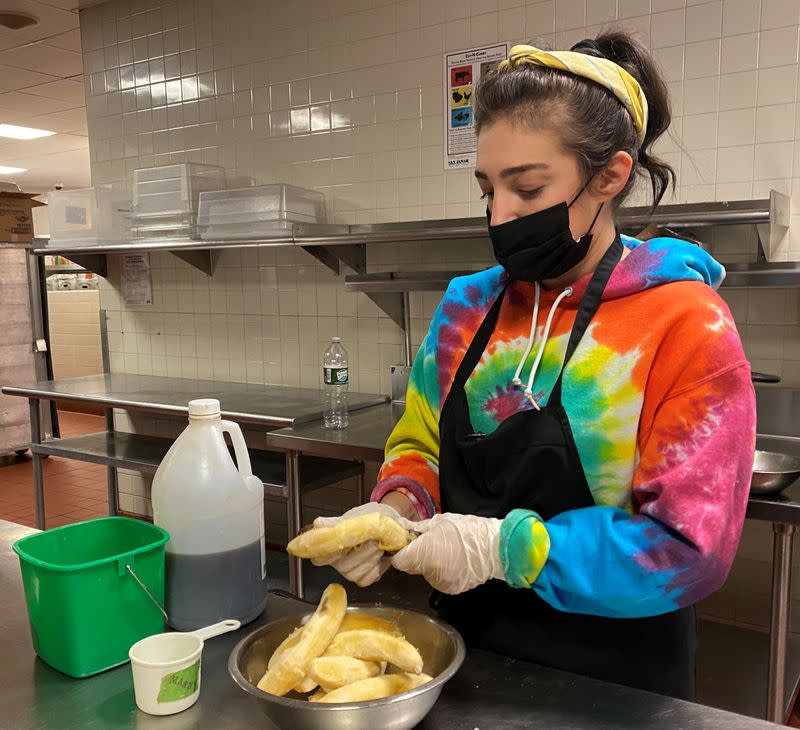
[294,675,318,693]
[309,656,383,691]
[257,583,347,696]
[286,513,412,559]
[324,629,424,674]
[267,626,303,670]
[309,687,328,702]
[258,590,432,705]
[317,673,433,703]
[338,612,402,636]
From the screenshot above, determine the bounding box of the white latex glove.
[391,513,505,595]
[310,502,407,587]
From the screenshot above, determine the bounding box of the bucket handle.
[124,562,169,623]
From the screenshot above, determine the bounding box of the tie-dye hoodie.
[371,235,756,618]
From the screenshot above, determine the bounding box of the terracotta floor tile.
[0,412,108,529]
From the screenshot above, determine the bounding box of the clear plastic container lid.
[196,184,326,227]
[132,163,226,218]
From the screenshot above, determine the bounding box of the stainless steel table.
[0,519,779,729]
[748,434,800,724]
[265,403,403,598]
[2,373,389,427]
[0,374,388,597]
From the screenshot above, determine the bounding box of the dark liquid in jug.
[165,541,266,631]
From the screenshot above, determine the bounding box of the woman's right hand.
[310,502,407,587]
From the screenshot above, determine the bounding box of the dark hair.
[474,30,675,209]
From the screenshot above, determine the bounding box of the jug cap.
[188,398,221,418]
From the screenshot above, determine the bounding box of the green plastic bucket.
[12,516,170,678]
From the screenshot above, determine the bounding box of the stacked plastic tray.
[196,184,326,240]
[47,186,121,246]
[130,163,226,239]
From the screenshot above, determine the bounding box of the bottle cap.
[332,336,341,342]
[188,398,221,418]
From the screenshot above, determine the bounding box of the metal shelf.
[30,193,791,282]
[30,431,363,499]
[723,261,800,288]
[345,270,480,292]
[44,263,86,277]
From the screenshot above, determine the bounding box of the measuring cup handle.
[191,619,241,642]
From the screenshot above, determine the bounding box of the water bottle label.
[324,366,349,385]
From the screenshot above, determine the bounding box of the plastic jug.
[152,399,266,631]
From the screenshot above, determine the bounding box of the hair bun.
[570,38,604,57]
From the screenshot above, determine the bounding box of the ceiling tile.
[25,78,85,104]
[0,90,80,115]
[17,106,87,133]
[1,132,88,156]
[11,147,91,191]
[0,64,58,91]
[43,28,81,52]
[36,0,82,10]
[0,43,82,77]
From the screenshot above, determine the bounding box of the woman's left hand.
[391,513,505,594]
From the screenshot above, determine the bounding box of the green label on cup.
[157,660,200,703]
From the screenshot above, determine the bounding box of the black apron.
[435,236,696,700]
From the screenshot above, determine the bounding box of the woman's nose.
[489,197,516,227]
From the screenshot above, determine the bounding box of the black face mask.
[487,185,603,282]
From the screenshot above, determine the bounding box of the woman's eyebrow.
[474,163,550,180]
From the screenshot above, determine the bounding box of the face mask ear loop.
[583,202,604,237]
[567,178,593,208]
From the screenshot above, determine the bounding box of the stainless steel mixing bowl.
[228,604,465,730]
[751,450,800,496]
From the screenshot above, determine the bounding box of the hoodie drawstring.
[514,286,573,410]
[512,282,540,388]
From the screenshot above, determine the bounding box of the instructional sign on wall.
[122,252,153,306]
[443,43,507,170]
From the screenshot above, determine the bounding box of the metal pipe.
[402,291,412,367]
[29,398,45,529]
[286,450,304,599]
[356,466,367,505]
[767,522,795,724]
[104,409,118,516]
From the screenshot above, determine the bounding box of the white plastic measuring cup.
[129,619,241,715]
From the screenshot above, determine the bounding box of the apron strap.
[451,286,508,390]
[549,235,624,406]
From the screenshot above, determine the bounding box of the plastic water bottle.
[323,337,349,430]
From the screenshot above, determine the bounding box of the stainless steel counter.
[0,520,778,730]
[265,401,403,462]
[0,374,387,597]
[1,373,389,427]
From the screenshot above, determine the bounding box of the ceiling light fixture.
[0,165,27,175]
[0,13,37,31]
[0,124,56,140]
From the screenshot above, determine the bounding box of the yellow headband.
[497,44,649,145]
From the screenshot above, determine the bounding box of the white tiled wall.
[80,0,800,393]
[46,290,104,379]
[80,0,800,618]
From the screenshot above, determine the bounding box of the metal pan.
[228,603,465,730]
[751,450,800,496]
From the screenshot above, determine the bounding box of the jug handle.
[220,419,253,477]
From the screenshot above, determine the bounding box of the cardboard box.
[0,192,45,246]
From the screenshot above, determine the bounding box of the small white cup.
[129,619,241,716]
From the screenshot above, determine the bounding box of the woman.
[315,32,756,700]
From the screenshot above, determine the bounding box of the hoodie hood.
[562,234,726,301]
